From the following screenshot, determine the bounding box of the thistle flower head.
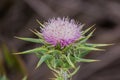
[41,17,83,47]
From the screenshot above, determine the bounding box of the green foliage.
[36,54,52,68]
[14,47,48,54]
[15,37,44,44]
[15,26,111,80]
[0,76,8,80]
[22,76,27,80]
[0,44,27,80]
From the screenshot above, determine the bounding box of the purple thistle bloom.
[41,17,83,48]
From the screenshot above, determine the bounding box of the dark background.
[0,0,120,80]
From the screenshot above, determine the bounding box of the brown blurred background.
[0,0,120,80]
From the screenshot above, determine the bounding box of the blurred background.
[0,0,120,80]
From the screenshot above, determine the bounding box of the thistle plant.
[15,17,111,80]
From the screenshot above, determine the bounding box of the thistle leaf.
[76,58,100,62]
[14,47,48,54]
[63,44,72,52]
[81,28,96,43]
[15,37,44,44]
[85,43,114,47]
[64,53,75,68]
[47,61,60,74]
[29,29,43,39]
[82,25,95,35]
[79,50,91,58]
[47,50,61,54]
[36,54,52,68]
[76,46,104,51]
[36,19,45,28]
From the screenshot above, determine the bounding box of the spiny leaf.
[51,58,56,68]
[36,19,45,28]
[54,59,63,68]
[46,45,54,49]
[64,53,75,68]
[82,24,95,35]
[81,28,96,43]
[76,46,104,51]
[29,29,50,45]
[35,53,42,58]
[36,54,52,68]
[14,47,48,54]
[47,49,61,54]
[74,36,85,43]
[85,43,114,47]
[29,29,43,39]
[76,58,100,62]
[46,61,60,74]
[15,37,44,44]
[63,44,72,52]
